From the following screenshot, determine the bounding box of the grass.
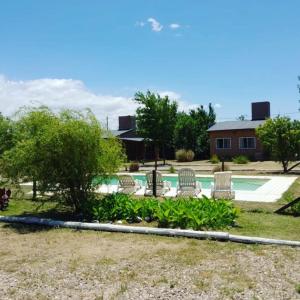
[1,177,300,241]
[0,224,298,299]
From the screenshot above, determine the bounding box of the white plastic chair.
[144,171,171,196]
[117,175,142,194]
[177,168,201,197]
[211,171,235,199]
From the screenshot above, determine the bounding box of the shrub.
[210,154,220,164]
[129,161,139,172]
[169,165,176,173]
[175,149,195,162]
[212,164,230,173]
[89,193,238,230]
[186,150,195,162]
[232,155,249,164]
[175,149,187,162]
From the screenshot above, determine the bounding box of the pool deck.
[96,174,298,203]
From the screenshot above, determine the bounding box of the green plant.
[129,161,139,172]
[232,155,249,164]
[1,107,126,212]
[210,154,220,164]
[296,284,300,294]
[175,149,187,162]
[169,165,176,173]
[90,194,238,231]
[186,150,195,162]
[212,164,230,173]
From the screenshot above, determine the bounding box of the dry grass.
[0,223,299,299]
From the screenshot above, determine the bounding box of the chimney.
[118,116,136,130]
[251,101,270,121]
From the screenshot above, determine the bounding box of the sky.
[0,0,299,128]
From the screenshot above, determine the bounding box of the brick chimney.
[118,116,136,130]
[251,101,270,121]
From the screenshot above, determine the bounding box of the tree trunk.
[282,160,288,173]
[162,145,166,165]
[32,179,37,201]
[154,145,159,171]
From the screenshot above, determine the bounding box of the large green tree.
[0,113,15,157]
[174,104,216,158]
[1,107,125,212]
[256,116,300,173]
[135,91,178,168]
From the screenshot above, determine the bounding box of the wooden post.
[221,158,225,172]
[152,169,157,197]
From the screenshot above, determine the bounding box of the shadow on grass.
[2,222,53,234]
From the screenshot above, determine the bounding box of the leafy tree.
[135,91,178,168]
[237,115,246,121]
[174,113,196,151]
[256,116,300,173]
[1,107,125,212]
[174,104,216,158]
[0,113,15,157]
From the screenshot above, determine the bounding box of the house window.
[216,138,231,149]
[239,137,256,149]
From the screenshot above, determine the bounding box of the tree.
[256,116,300,173]
[134,91,178,168]
[1,107,125,212]
[237,115,246,121]
[174,104,216,158]
[0,113,15,157]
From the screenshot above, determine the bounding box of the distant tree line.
[134,90,216,168]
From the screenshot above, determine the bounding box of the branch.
[287,161,300,173]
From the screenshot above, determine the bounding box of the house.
[111,116,153,161]
[207,102,270,160]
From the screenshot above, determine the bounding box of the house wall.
[209,129,265,160]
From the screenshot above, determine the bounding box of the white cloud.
[147,18,163,32]
[169,23,180,29]
[0,75,138,129]
[214,103,222,109]
[0,75,198,129]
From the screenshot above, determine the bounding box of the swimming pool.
[98,175,269,192]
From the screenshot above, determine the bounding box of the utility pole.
[106,116,109,130]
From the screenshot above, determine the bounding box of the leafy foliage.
[232,155,249,164]
[129,161,139,172]
[0,114,15,157]
[174,104,216,159]
[209,154,220,164]
[89,193,238,230]
[1,107,126,212]
[256,116,300,172]
[175,149,195,162]
[135,91,178,166]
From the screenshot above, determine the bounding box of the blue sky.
[0,0,299,125]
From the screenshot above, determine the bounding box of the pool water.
[99,175,269,191]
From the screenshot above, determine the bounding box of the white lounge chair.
[211,171,235,199]
[177,168,201,197]
[144,171,171,196]
[117,175,142,194]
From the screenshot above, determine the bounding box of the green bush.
[89,193,238,230]
[212,164,230,173]
[175,149,195,162]
[169,165,176,173]
[232,155,249,164]
[186,150,195,162]
[209,154,220,164]
[129,161,139,172]
[175,149,187,162]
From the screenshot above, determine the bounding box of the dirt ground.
[0,224,299,300]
